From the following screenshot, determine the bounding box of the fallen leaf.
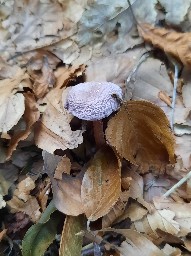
[43,151,84,216]
[102,197,127,228]
[154,197,191,236]
[0,67,29,132]
[81,147,121,221]
[159,0,191,26]
[132,208,180,240]
[7,92,40,159]
[54,155,71,179]
[22,200,59,256]
[106,100,175,173]
[139,23,191,67]
[59,215,85,256]
[7,177,41,222]
[119,201,148,222]
[7,212,31,234]
[2,0,79,53]
[35,67,84,154]
[122,169,152,211]
[108,229,166,256]
[27,51,60,98]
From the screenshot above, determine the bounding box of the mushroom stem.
[93,120,105,148]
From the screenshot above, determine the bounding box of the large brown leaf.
[81,147,121,221]
[106,101,175,173]
[139,23,191,67]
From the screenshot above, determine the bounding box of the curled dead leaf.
[106,100,175,173]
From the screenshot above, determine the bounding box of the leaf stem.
[163,170,191,197]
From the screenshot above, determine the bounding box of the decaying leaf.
[119,201,148,223]
[59,215,85,256]
[81,147,121,221]
[122,169,152,211]
[102,197,127,228]
[0,67,29,132]
[106,100,175,172]
[35,66,84,154]
[139,23,191,67]
[107,229,166,256]
[7,92,40,159]
[43,151,84,216]
[54,155,71,179]
[7,177,41,222]
[154,196,191,237]
[132,208,180,240]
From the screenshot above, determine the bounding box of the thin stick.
[127,0,139,26]
[170,64,179,130]
[163,170,191,197]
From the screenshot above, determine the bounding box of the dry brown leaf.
[106,100,175,173]
[153,196,191,237]
[7,177,41,222]
[120,201,148,223]
[43,151,84,216]
[139,23,191,67]
[27,51,60,98]
[52,173,84,216]
[122,169,152,212]
[81,147,121,221]
[35,67,85,154]
[54,155,71,179]
[7,92,40,159]
[132,208,180,241]
[109,229,166,256]
[102,197,127,228]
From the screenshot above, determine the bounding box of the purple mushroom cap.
[64,82,123,121]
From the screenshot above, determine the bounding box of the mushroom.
[63,81,123,147]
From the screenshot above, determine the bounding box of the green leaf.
[59,215,85,256]
[22,200,59,256]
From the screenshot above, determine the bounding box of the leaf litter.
[1,0,191,255]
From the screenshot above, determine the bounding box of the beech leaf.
[106,100,175,172]
[81,147,121,221]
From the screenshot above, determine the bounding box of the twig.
[163,170,191,197]
[170,63,179,130]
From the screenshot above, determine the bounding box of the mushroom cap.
[64,82,123,121]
